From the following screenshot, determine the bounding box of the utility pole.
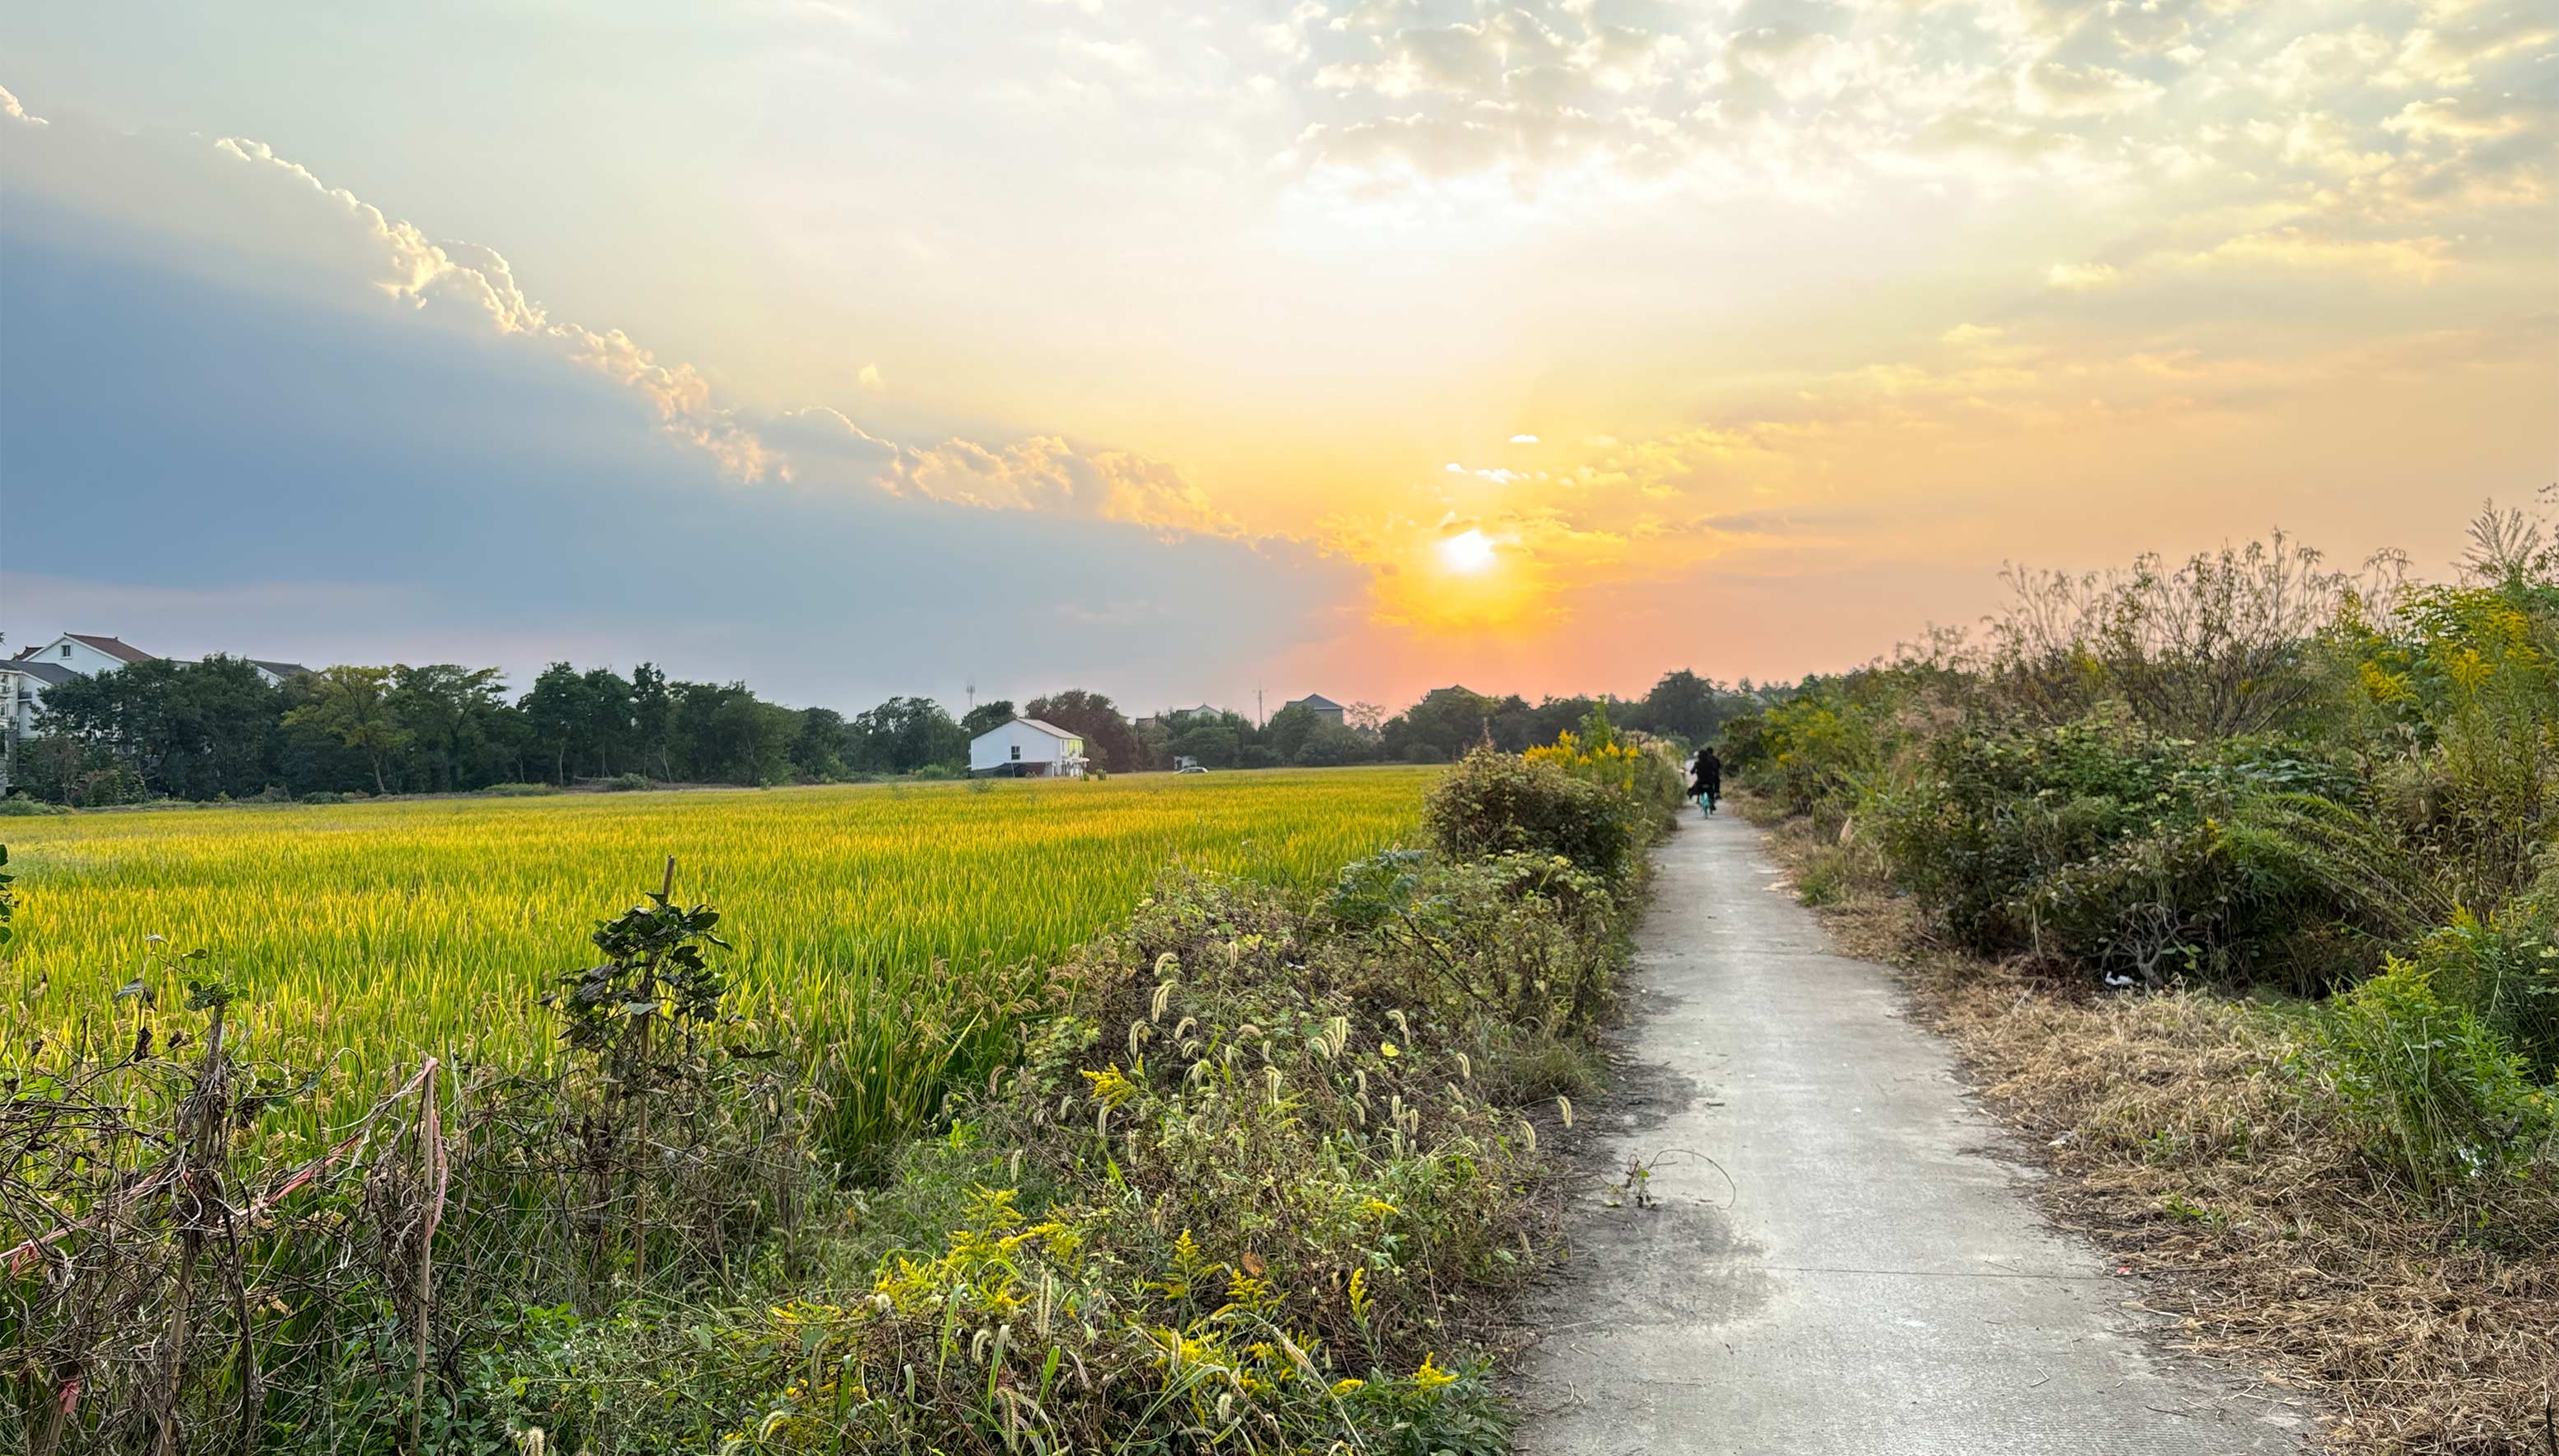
[1256,684,1264,730]
[964,679,976,714]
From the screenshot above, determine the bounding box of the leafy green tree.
[673,681,799,784]
[848,697,966,774]
[391,664,509,793]
[1170,723,1241,768]
[1028,689,1140,772]
[281,665,411,795]
[632,662,679,780]
[41,656,287,800]
[580,667,636,777]
[1382,686,1498,762]
[1290,721,1372,767]
[165,656,286,798]
[522,662,590,785]
[792,706,850,780]
[1263,702,1319,763]
[960,699,1016,739]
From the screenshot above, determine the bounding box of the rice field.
[0,767,1434,1154]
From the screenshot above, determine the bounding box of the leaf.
[113,976,155,1006]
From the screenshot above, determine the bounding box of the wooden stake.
[405,1058,444,1454]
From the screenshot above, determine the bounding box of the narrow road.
[1516,815,2310,1456]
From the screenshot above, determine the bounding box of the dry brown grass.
[1756,812,2559,1456]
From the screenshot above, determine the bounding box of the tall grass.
[0,769,1434,1161]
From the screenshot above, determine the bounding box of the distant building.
[13,633,155,675]
[2,660,81,740]
[968,717,1088,778]
[2,634,313,788]
[1284,693,1347,726]
[1137,703,1224,734]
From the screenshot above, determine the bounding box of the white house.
[1,633,313,747]
[242,659,315,687]
[14,633,156,677]
[3,634,152,748]
[2,660,83,740]
[968,717,1088,778]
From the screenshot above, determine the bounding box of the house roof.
[249,660,313,679]
[7,661,81,688]
[65,634,157,665]
[1289,693,1345,711]
[1015,718,1083,742]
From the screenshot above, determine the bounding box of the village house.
[1284,693,1347,726]
[967,717,1088,778]
[2,633,313,742]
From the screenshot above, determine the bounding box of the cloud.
[0,83,45,128]
[2383,96,2534,144]
[2046,261,2120,290]
[0,197,1357,710]
[2187,227,2456,281]
[2015,61,2165,118]
[0,96,1240,540]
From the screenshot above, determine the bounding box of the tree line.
[5,656,1766,806]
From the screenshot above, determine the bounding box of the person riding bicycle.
[1690,746,1722,817]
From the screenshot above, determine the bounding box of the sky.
[2,1,2552,715]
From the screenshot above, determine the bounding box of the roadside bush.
[300,789,349,804]
[604,771,652,791]
[0,797,68,817]
[1719,670,1924,828]
[2315,959,2555,1209]
[481,782,558,797]
[1521,703,1686,834]
[2399,893,2559,1079]
[1330,848,1628,1057]
[490,857,1606,1456]
[1873,711,2413,990]
[2350,576,2559,903]
[1423,747,1636,876]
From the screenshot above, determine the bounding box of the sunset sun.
[1439,529,1498,575]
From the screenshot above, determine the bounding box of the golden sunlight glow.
[1439,528,1498,574]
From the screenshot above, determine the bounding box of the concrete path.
[1515,815,2311,1456]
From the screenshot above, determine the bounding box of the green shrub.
[299,789,349,805]
[2403,897,2559,1079]
[0,796,68,817]
[632,868,1577,1456]
[1423,747,1636,877]
[481,781,559,797]
[1794,846,1852,907]
[2315,959,2554,1208]
[1521,703,1688,836]
[604,771,653,791]
[1872,711,2413,990]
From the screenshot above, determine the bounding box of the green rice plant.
[0,769,1434,1164]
